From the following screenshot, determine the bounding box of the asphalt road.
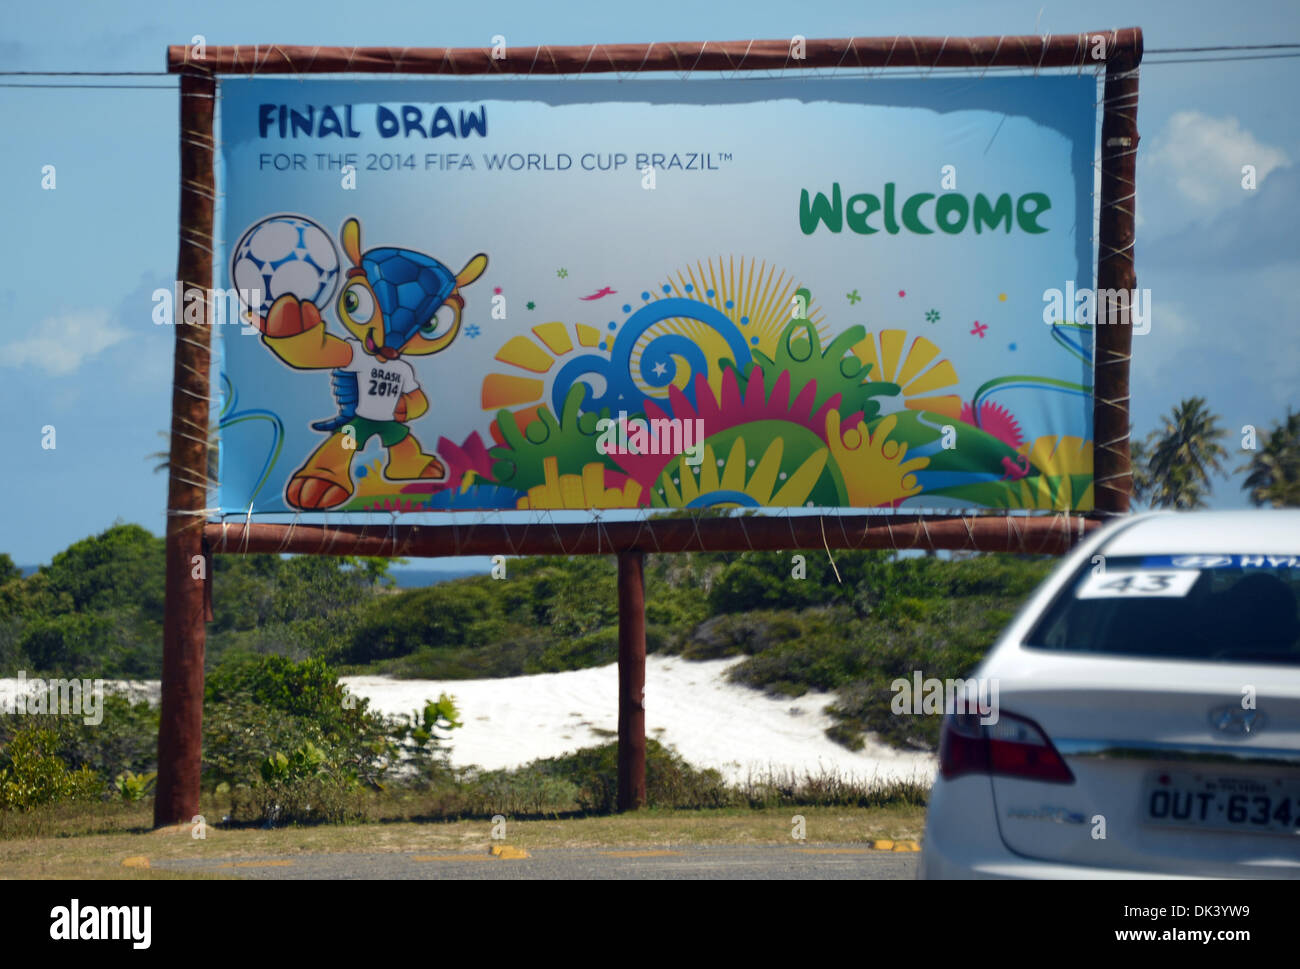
[154,844,920,880]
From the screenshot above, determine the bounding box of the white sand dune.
[343,656,936,784]
[2,661,937,785]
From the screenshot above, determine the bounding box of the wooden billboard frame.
[156,30,1141,827]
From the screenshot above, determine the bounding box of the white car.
[921,509,1300,879]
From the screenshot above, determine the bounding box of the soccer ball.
[231,214,339,320]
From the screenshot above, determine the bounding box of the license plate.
[1144,771,1300,836]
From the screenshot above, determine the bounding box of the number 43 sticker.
[1077,569,1201,599]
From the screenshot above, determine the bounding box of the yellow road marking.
[598,850,682,858]
[215,860,295,869]
[121,856,150,869]
[489,845,530,859]
[793,841,921,854]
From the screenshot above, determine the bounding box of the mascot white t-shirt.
[341,338,417,421]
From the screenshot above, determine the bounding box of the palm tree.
[1129,426,1153,506]
[1239,410,1300,507]
[1141,397,1229,510]
[149,425,221,491]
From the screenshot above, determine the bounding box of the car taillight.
[939,710,1074,783]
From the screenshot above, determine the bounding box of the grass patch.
[0,804,926,879]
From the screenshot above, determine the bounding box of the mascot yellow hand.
[825,411,929,507]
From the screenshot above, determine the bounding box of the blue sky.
[1,0,1297,567]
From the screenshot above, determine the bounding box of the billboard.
[215,75,1098,514]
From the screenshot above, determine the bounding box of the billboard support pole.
[155,69,215,828]
[617,549,648,811]
[1093,41,1143,516]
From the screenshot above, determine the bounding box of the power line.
[1147,43,1300,52]
[0,82,175,89]
[0,70,168,76]
[1145,52,1300,63]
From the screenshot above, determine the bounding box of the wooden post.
[617,549,647,812]
[1093,38,1142,516]
[155,70,215,828]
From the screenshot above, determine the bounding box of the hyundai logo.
[1172,555,1233,569]
[1208,705,1266,737]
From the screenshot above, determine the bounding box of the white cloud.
[1140,111,1289,223]
[0,310,129,376]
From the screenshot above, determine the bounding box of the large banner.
[215,76,1097,514]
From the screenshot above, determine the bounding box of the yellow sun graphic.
[479,258,827,439]
[849,330,962,419]
[635,256,829,401]
[480,320,607,439]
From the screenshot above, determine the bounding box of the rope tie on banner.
[633,42,654,76]
[276,512,300,554]
[879,35,900,79]
[269,45,303,81]
[1034,33,1050,77]
[509,514,528,558]
[641,508,663,555]
[545,44,564,78]
[570,512,589,556]
[818,516,842,583]
[544,509,564,554]
[385,511,399,558]
[737,512,753,552]
[240,503,254,555]
[835,514,851,552]
[980,34,1005,79]
[831,36,855,72]
[322,512,343,555]
[926,36,949,76]
[690,511,705,553]
[688,41,709,77]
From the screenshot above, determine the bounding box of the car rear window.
[1025,554,1300,665]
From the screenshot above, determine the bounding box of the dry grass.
[0,803,925,879]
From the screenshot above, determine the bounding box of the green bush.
[525,740,733,813]
[345,581,503,663]
[465,767,580,817]
[45,692,159,781]
[205,654,375,744]
[0,728,104,811]
[228,773,367,826]
[202,696,332,789]
[0,692,159,802]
